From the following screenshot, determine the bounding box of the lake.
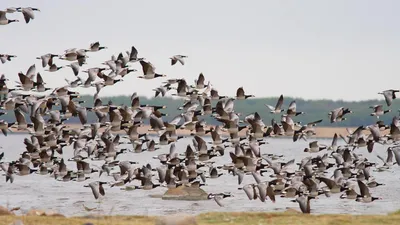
[0,134,399,216]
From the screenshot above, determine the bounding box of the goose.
[370,105,391,119]
[34,73,51,92]
[65,62,81,76]
[377,147,396,167]
[45,64,64,72]
[170,55,188,66]
[0,54,17,64]
[378,89,399,106]
[117,67,137,77]
[316,176,345,193]
[153,85,171,97]
[100,74,123,86]
[291,194,315,213]
[327,133,338,151]
[192,73,209,89]
[304,141,327,153]
[138,61,166,79]
[128,46,145,62]
[210,88,227,100]
[236,87,254,100]
[266,95,284,114]
[65,77,82,88]
[207,193,234,207]
[329,107,353,123]
[0,10,19,25]
[286,100,304,116]
[355,180,381,203]
[84,181,107,200]
[60,49,88,65]
[16,7,40,24]
[36,54,59,68]
[87,41,107,52]
[391,146,400,166]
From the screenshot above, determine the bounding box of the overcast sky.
[1,0,399,101]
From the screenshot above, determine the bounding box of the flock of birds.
[1,6,400,215]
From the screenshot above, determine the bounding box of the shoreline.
[1,211,400,225]
[8,124,386,139]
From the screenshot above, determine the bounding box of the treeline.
[2,95,398,127]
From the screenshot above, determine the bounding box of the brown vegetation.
[1,211,400,225]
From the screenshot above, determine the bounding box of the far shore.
[8,124,386,139]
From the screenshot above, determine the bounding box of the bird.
[16,7,40,24]
[0,9,19,25]
[266,95,284,114]
[84,181,107,200]
[236,87,254,100]
[36,54,59,68]
[207,193,234,207]
[138,61,166,79]
[378,89,399,107]
[170,55,188,66]
[0,54,17,64]
[87,41,107,52]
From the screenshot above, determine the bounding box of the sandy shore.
[9,124,386,139]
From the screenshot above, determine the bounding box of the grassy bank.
[2,211,400,225]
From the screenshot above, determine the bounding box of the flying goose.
[153,85,171,97]
[16,7,40,24]
[265,95,284,114]
[236,87,254,100]
[45,64,64,72]
[291,194,315,213]
[84,181,107,200]
[87,41,107,52]
[192,73,208,89]
[370,105,391,119]
[65,62,81,76]
[36,54,59,68]
[207,193,234,207]
[286,100,304,116]
[0,10,19,25]
[329,107,352,123]
[170,55,188,66]
[378,89,399,107]
[128,46,145,62]
[355,180,381,203]
[0,54,17,64]
[304,141,327,153]
[138,61,166,79]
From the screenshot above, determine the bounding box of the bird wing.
[236,87,244,97]
[213,196,224,207]
[22,8,34,23]
[275,94,284,110]
[0,11,6,21]
[357,180,371,197]
[140,61,155,75]
[129,46,139,60]
[89,182,100,199]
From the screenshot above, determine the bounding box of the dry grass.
[2,211,400,225]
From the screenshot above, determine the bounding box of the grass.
[2,211,400,225]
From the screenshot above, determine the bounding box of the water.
[0,134,399,217]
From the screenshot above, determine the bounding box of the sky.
[1,0,400,101]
